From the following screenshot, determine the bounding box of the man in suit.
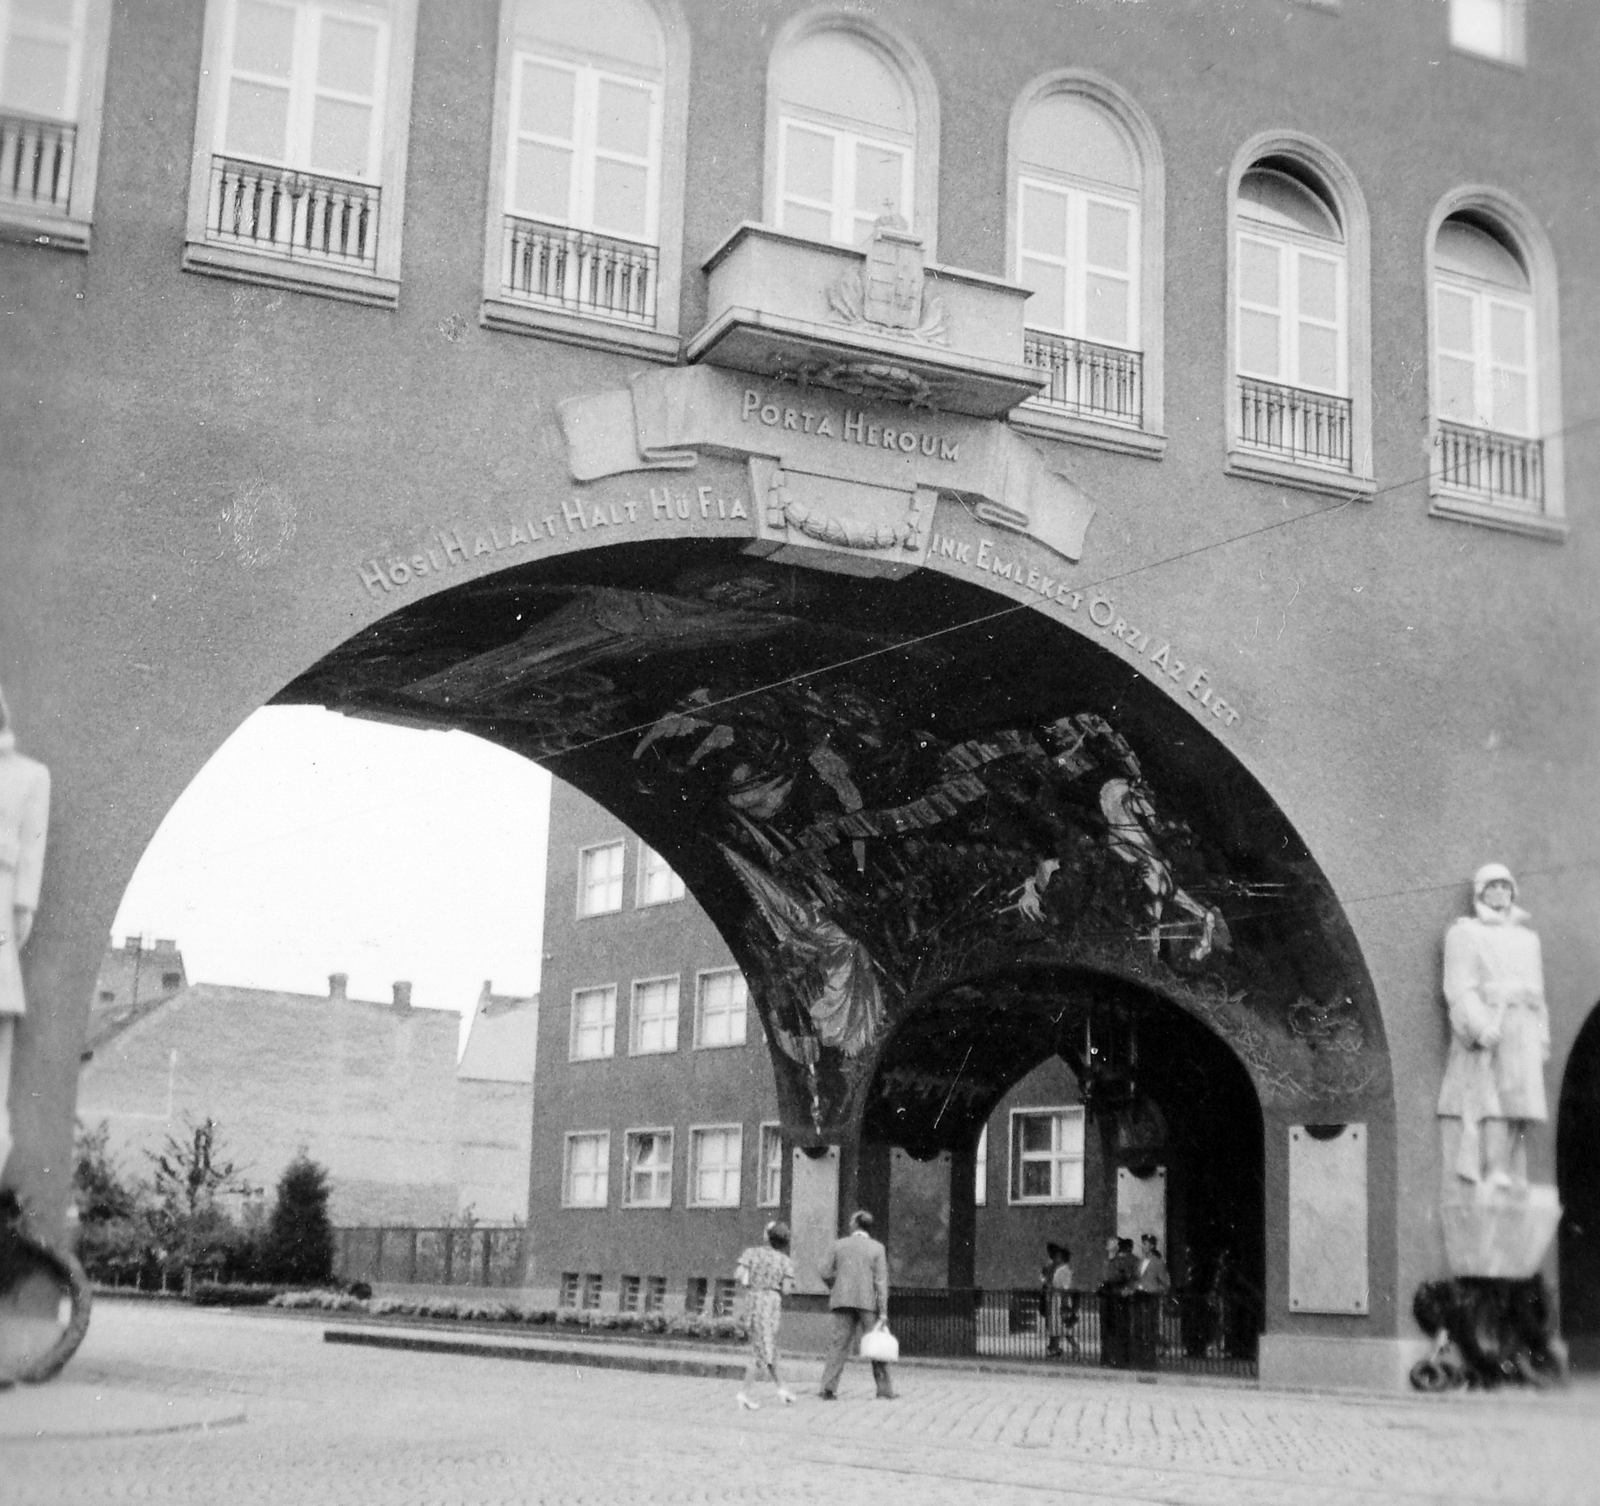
[817,1208,894,1399]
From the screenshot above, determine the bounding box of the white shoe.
[777,1388,796,1405]
[736,1393,760,1411]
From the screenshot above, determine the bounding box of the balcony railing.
[501,215,658,326]
[1024,331,1143,426]
[1237,376,1351,470]
[1,112,75,213]
[206,155,380,272]
[1436,420,1544,509]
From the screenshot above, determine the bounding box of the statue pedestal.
[1440,1183,1561,1278]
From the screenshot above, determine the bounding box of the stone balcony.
[685,220,1045,419]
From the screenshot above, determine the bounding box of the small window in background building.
[644,1275,666,1313]
[569,985,616,1060]
[619,1274,641,1312]
[974,1124,988,1207]
[695,969,748,1049]
[559,1271,579,1307]
[162,972,182,990]
[564,1130,610,1206]
[578,840,625,915]
[684,1276,708,1314]
[689,1125,742,1207]
[712,1277,737,1317]
[1009,1107,1085,1205]
[581,1273,602,1309]
[631,976,679,1054]
[637,843,685,905]
[758,1123,782,1207]
[624,1128,673,1206]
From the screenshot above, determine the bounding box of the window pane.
[1021,1161,1050,1198]
[1085,200,1130,274]
[854,142,903,219]
[1057,1159,1085,1203]
[1297,253,1338,323]
[782,202,833,241]
[310,97,372,177]
[1436,355,1477,423]
[1489,302,1527,367]
[1435,287,1475,356]
[1238,238,1280,307]
[234,0,296,76]
[593,158,648,237]
[1297,323,1338,391]
[595,77,651,157]
[1055,1112,1085,1156]
[1019,1116,1051,1153]
[317,17,378,95]
[1020,257,1066,330]
[1085,272,1129,345]
[1492,370,1528,434]
[1238,309,1280,378]
[1021,183,1067,256]
[783,124,832,202]
[225,80,292,161]
[520,59,575,139]
[0,36,71,117]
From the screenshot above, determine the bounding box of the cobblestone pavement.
[2,1304,1598,1506]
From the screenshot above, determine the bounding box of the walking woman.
[735,1221,798,1410]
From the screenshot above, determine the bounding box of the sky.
[111,706,552,1041]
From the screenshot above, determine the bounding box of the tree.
[145,1116,256,1283]
[72,1120,153,1280]
[261,1153,334,1287]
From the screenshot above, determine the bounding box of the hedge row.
[268,1288,747,1339]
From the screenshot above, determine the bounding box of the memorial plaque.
[1288,1122,1368,1314]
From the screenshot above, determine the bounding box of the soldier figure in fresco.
[1438,863,1550,1189]
[0,681,51,1186]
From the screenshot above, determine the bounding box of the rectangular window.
[619,1274,641,1312]
[624,1128,673,1207]
[688,1125,742,1208]
[1434,282,1533,437]
[563,1130,610,1207]
[558,1271,579,1308]
[581,1272,602,1309]
[1236,232,1346,395]
[777,116,911,247]
[757,1122,783,1208]
[1009,1108,1085,1205]
[712,1277,737,1318]
[644,1275,666,1313]
[0,0,111,247]
[569,985,616,1060]
[1449,0,1524,64]
[630,976,679,1055]
[684,1276,708,1314]
[694,969,748,1049]
[636,843,685,906]
[974,1124,988,1208]
[183,0,416,304]
[1017,177,1139,350]
[578,840,625,916]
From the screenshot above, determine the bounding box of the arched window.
[1225,136,1372,494]
[1007,73,1164,452]
[483,0,688,355]
[765,12,937,252]
[1426,193,1563,535]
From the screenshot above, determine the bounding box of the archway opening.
[1557,1000,1600,1369]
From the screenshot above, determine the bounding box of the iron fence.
[1,112,74,213]
[206,155,381,271]
[333,1226,525,1288]
[1436,420,1543,509]
[887,1287,1259,1378]
[1236,376,1351,470]
[501,215,658,325]
[1024,331,1143,426]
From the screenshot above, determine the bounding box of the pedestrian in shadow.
[735,1220,798,1410]
[1042,1242,1074,1357]
[817,1210,895,1400]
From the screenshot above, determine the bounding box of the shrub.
[270,1288,365,1312]
[190,1282,282,1307]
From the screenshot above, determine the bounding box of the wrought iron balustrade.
[1024,331,1143,426]
[1436,420,1544,509]
[501,215,658,326]
[1237,377,1351,470]
[207,155,381,271]
[1,112,75,213]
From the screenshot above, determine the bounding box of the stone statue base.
[1439,1182,1562,1278]
[1410,1276,1567,1390]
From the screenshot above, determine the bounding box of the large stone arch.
[1557,999,1600,1369]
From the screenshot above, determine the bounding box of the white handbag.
[858,1320,899,1363]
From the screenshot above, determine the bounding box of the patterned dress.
[736,1245,796,1367]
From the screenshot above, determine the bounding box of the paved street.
[3,1303,1599,1506]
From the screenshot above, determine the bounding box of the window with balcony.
[758,1122,782,1207]
[563,1131,610,1207]
[0,0,112,249]
[765,12,938,253]
[624,1129,672,1207]
[636,842,684,906]
[688,1124,742,1208]
[183,0,417,305]
[694,968,747,1049]
[1427,196,1564,538]
[569,985,616,1061]
[577,840,624,916]
[1225,137,1373,495]
[1009,1107,1084,1205]
[1007,74,1164,454]
[482,0,686,358]
[630,975,679,1055]
[1449,0,1525,65]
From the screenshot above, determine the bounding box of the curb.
[323,1327,747,1379]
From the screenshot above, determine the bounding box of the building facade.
[3,0,1598,1391]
